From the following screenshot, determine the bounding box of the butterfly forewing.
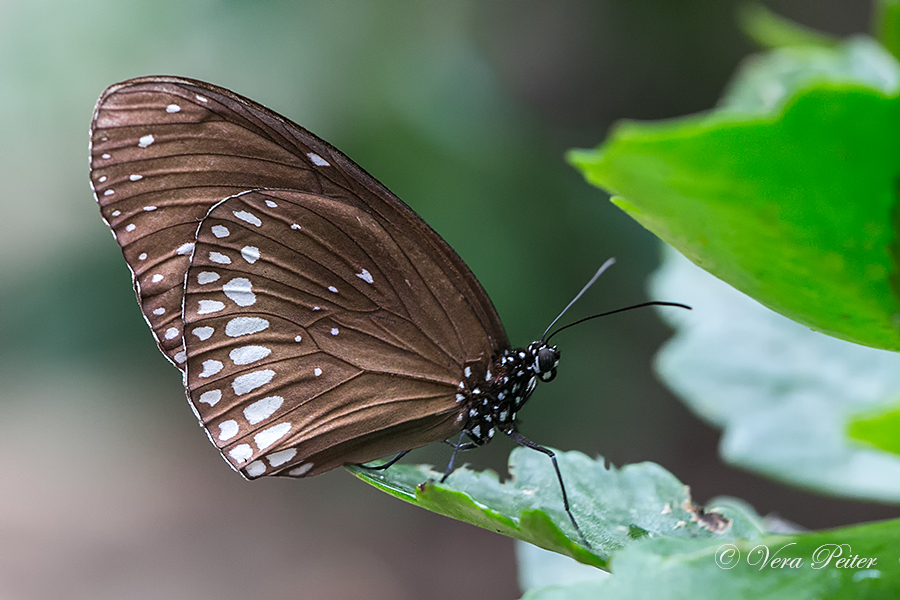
[182,189,491,477]
[91,77,386,367]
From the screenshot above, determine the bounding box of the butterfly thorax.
[458,341,560,445]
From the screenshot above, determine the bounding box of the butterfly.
[91,76,689,545]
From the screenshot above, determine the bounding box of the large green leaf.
[568,39,900,352]
[523,518,900,600]
[348,448,765,568]
[651,247,900,501]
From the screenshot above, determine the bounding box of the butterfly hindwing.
[182,189,487,477]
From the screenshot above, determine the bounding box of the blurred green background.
[1,1,893,598]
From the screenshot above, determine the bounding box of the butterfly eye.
[536,346,559,381]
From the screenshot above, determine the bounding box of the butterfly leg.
[440,431,468,483]
[505,430,591,548]
[360,450,411,471]
[441,439,478,451]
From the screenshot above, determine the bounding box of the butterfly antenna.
[545,301,692,344]
[541,258,616,343]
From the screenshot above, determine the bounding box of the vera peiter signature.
[715,543,879,571]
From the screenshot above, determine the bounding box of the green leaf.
[568,39,900,352]
[651,246,900,501]
[876,0,900,61]
[738,4,837,50]
[523,519,900,600]
[347,448,765,568]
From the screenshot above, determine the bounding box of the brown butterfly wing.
[183,189,491,477]
[90,77,510,475]
[89,76,508,370]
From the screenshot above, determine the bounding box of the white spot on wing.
[330,328,339,336]
[174,351,187,364]
[294,335,302,342]
[152,307,165,315]
[138,252,147,260]
[289,462,313,476]
[112,210,121,217]
[232,369,275,395]
[196,94,208,103]
[245,460,266,477]
[199,389,222,406]
[104,190,115,196]
[244,395,284,424]
[255,423,291,450]
[151,274,163,283]
[176,242,194,256]
[356,269,374,284]
[199,359,224,378]
[328,286,338,293]
[233,210,262,226]
[223,277,256,306]
[164,327,179,340]
[124,223,136,232]
[166,104,181,113]
[197,271,219,285]
[197,300,225,314]
[267,448,297,467]
[143,205,156,211]
[101,153,111,159]
[313,367,322,377]
[211,225,230,238]
[464,367,472,378]
[307,152,330,166]
[241,246,260,264]
[209,251,231,265]
[130,174,143,181]
[98,176,107,183]
[192,326,214,341]
[229,345,271,365]
[291,224,301,230]
[226,317,269,337]
[229,444,252,463]
[218,420,239,441]
[265,200,278,208]
[138,134,155,148]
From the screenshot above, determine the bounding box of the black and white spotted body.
[458,341,560,445]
